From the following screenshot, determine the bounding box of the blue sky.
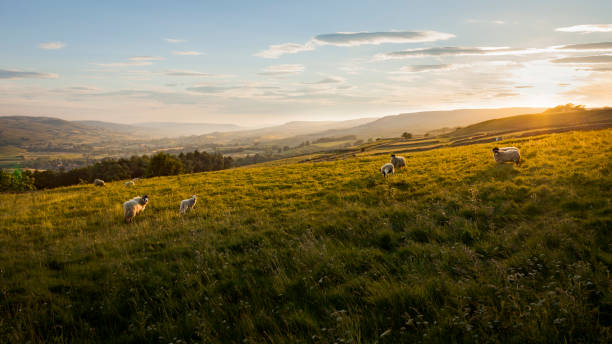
[1,0,611,125]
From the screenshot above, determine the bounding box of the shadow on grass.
[469,163,521,183]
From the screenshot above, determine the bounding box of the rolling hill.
[1,128,609,343]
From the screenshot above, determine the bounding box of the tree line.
[0,151,233,192]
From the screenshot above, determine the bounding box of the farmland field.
[1,129,610,343]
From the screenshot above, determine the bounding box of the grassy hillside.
[447,108,612,139]
[1,130,610,343]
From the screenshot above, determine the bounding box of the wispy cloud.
[376,46,536,60]
[172,51,204,56]
[556,24,612,33]
[38,41,66,50]
[129,56,165,61]
[165,70,212,77]
[556,42,612,50]
[164,38,186,43]
[305,77,345,84]
[0,69,59,79]
[466,19,505,25]
[313,30,454,46]
[258,64,305,76]
[551,55,612,63]
[399,64,454,73]
[254,42,316,59]
[255,30,454,58]
[92,61,153,67]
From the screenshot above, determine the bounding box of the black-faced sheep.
[390,154,406,169]
[492,147,521,165]
[123,195,148,223]
[179,195,197,214]
[93,179,105,186]
[381,163,394,177]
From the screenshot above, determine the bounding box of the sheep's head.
[142,195,149,204]
[391,154,396,158]
[492,147,499,154]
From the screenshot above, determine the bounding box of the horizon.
[1,1,611,126]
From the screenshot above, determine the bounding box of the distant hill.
[195,117,378,144]
[302,108,545,140]
[0,116,136,148]
[446,107,612,138]
[133,122,242,137]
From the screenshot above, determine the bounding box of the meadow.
[0,129,610,343]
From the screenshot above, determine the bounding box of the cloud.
[258,64,305,76]
[255,30,454,58]
[164,38,186,43]
[514,85,534,88]
[313,30,454,46]
[466,19,505,25]
[173,51,204,56]
[165,70,212,77]
[186,86,240,94]
[305,77,345,84]
[493,92,519,98]
[92,61,153,67]
[556,24,612,33]
[399,64,454,73]
[0,69,59,79]
[129,56,165,61]
[557,42,612,50]
[38,41,66,50]
[376,46,536,59]
[551,55,612,63]
[254,42,316,59]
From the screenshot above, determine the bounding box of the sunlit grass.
[1,129,610,343]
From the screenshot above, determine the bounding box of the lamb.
[390,154,406,169]
[179,195,197,214]
[381,163,395,177]
[492,147,521,165]
[93,179,105,186]
[123,195,149,223]
[125,181,135,187]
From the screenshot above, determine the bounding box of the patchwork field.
[1,129,610,343]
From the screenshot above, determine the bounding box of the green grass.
[1,129,611,343]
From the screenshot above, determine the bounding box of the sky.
[0,0,611,126]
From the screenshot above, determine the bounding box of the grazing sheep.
[390,154,406,169]
[492,147,521,165]
[495,137,502,142]
[123,195,149,223]
[125,181,135,187]
[93,179,105,186]
[381,163,394,177]
[179,195,197,214]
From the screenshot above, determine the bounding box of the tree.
[544,103,586,113]
[402,132,413,139]
[146,152,183,177]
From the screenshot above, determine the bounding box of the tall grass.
[1,129,610,343]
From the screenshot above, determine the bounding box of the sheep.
[179,195,197,214]
[492,147,521,165]
[124,181,135,187]
[93,179,105,186]
[390,154,406,169]
[381,163,394,177]
[123,195,149,223]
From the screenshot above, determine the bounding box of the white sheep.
[123,195,149,223]
[390,154,406,169]
[381,163,394,177]
[179,195,197,214]
[492,147,521,165]
[125,181,135,187]
[93,179,105,186]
